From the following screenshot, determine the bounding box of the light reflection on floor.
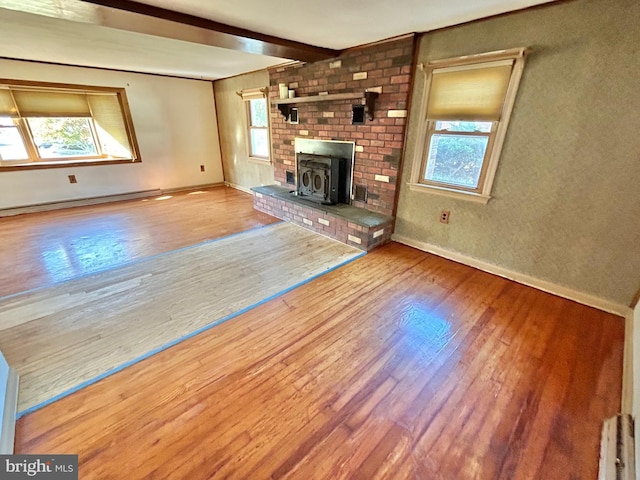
[39,215,147,283]
[399,301,453,355]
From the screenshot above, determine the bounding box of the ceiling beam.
[0,0,340,62]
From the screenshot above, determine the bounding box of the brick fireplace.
[253,36,415,250]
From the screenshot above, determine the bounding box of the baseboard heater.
[599,414,635,480]
[0,189,162,217]
[0,351,19,454]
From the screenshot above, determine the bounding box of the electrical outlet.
[68,175,77,184]
[440,210,450,224]
[200,165,205,172]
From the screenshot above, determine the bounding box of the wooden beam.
[0,0,340,62]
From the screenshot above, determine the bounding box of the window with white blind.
[0,81,140,170]
[239,87,270,161]
[410,49,528,203]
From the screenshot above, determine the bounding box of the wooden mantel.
[272,91,379,121]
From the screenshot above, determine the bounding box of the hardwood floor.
[0,223,362,412]
[1,188,624,478]
[0,186,278,298]
[10,216,624,479]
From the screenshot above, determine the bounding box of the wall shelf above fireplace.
[272,91,379,121]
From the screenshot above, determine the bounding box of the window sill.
[247,157,271,165]
[407,182,492,204]
[0,158,140,172]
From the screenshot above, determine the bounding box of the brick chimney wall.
[268,36,414,217]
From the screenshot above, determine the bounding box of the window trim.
[409,48,528,203]
[246,97,270,161]
[421,121,497,193]
[0,79,142,171]
[237,87,271,163]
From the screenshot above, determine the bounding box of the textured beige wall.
[213,70,274,189]
[396,0,640,306]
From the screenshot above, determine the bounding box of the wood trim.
[212,82,226,184]
[0,367,18,454]
[424,48,527,68]
[0,78,127,93]
[409,60,432,185]
[406,182,491,204]
[621,313,634,413]
[0,56,213,82]
[0,158,141,172]
[479,53,527,196]
[340,33,415,54]
[272,92,364,105]
[117,88,142,163]
[247,157,272,165]
[391,233,631,317]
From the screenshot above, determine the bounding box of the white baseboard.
[392,234,631,318]
[224,182,254,194]
[0,368,19,454]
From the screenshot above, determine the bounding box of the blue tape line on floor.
[16,248,366,419]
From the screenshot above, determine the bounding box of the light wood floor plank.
[0,222,362,412]
[0,186,278,298]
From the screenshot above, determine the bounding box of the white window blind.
[427,60,514,121]
[0,89,17,117]
[0,80,140,169]
[238,87,267,101]
[12,90,92,117]
[87,94,134,158]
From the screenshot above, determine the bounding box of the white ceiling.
[0,7,289,80]
[135,0,560,50]
[0,0,560,80]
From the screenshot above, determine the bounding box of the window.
[410,48,528,203]
[238,87,270,161]
[0,80,140,170]
[247,98,269,159]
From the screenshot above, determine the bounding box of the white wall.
[0,349,10,454]
[0,59,224,209]
[632,300,640,479]
[0,351,8,432]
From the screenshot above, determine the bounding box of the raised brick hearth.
[256,36,415,249]
[253,185,394,251]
